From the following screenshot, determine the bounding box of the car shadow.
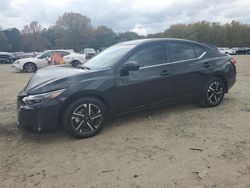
[1,98,234,143]
[106,101,201,129]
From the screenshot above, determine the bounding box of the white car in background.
[83,48,96,59]
[218,47,236,55]
[12,50,86,73]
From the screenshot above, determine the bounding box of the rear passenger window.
[194,45,205,57]
[169,42,195,61]
[57,51,70,57]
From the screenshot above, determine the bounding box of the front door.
[115,42,174,113]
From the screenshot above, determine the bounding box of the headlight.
[22,89,65,105]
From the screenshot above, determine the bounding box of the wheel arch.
[23,62,37,71]
[214,74,228,93]
[58,91,111,126]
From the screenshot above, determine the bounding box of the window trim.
[140,51,206,70]
[193,44,206,58]
[126,42,167,68]
[168,41,197,62]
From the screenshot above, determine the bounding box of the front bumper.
[12,64,23,71]
[17,92,63,131]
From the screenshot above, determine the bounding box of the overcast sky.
[1,0,250,35]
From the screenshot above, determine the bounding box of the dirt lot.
[0,56,250,188]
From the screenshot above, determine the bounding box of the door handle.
[159,70,171,76]
[203,62,210,68]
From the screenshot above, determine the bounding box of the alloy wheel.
[25,63,35,72]
[207,81,224,105]
[71,103,103,134]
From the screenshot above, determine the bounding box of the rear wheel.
[24,62,37,73]
[201,78,225,107]
[63,97,106,138]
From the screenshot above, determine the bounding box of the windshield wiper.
[80,65,91,70]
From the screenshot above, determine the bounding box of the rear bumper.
[227,64,236,90]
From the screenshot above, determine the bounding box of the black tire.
[24,62,37,73]
[63,97,106,138]
[71,60,81,67]
[201,77,226,107]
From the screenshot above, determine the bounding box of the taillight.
[230,58,237,65]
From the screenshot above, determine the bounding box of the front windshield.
[37,51,51,59]
[83,44,135,69]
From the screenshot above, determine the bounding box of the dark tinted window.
[169,42,195,61]
[38,52,53,59]
[56,51,70,57]
[127,44,165,67]
[194,45,205,57]
[0,55,10,58]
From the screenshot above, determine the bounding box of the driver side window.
[40,52,53,59]
[127,44,166,67]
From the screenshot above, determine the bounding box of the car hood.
[18,57,37,63]
[25,66,91,94]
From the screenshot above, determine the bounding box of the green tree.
[0,27,11,51]
[56,12,93,51]
[21,21,43,51]
[91,25,116,49]
[116,31,142,42]
[4,28,21,52]
[148,20,250,47]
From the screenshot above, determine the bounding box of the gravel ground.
[0,56,250,188]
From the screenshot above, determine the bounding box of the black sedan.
[17,38,236,138]
[0,53,15,64]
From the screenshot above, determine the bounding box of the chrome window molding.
[140,51,207,70]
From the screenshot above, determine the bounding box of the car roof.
[119,38,218,51]
[119,38,203,45]
[42,49,71,53]
[0,52,13,55]
[84,48,96,53]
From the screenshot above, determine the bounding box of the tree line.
[149,20,250,48]
[1,12,250,52]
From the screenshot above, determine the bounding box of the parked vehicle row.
[218,48,236,55]
[12,50,86,72]
[0,51,39,64]
[218,47,250,55]
[0,52,15,64]
[14,52,38,59]
[231,47,250,55]
[81,48,96,59]
[17,38,236,138]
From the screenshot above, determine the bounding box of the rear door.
[115,42,174,112]
[168,41,207,100]
[55,51,70,64]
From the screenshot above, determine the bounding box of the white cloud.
[0,0,250,34]
[130,24,148,35]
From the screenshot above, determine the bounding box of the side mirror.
[122,61,140,71]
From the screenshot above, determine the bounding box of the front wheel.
[63,97,106,138]
[23,62,37,73]
[201,78,225,107]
